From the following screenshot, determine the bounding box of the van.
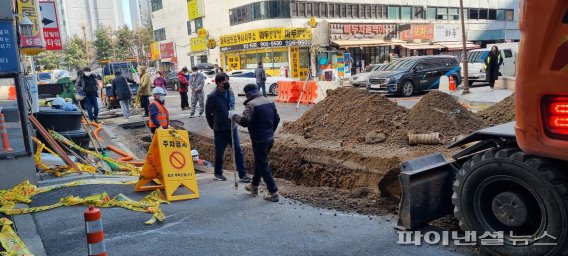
[462,47,517,84]
[367,56,461,97]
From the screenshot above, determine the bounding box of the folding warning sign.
[135,129,200,201]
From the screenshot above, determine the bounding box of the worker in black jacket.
[205,73,251,183]
[230,84,281,202]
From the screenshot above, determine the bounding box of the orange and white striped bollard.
[0,113,13,152]
[84,205,107,256]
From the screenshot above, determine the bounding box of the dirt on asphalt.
[478,93,516,126]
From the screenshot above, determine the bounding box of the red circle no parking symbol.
[169,151,186,169]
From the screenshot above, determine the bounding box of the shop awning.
[400,43,444,50]
[436,42,481,50]
[331,39,405,48]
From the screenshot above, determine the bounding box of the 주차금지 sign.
[220,27,312,52]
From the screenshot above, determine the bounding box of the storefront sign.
[160,42,175,59]
[39,1,62,50]
[206,39,217,49]
[468,30,504,41]
[344,52,351,76]
[190,37,207,52]
[197,28,207,38]
[0,21,20,73]
[187,0,204,20]
[18,0,45,53]
[227,55,241,71]
[400,24,434,41]
[150,42,160,60]
[329,23,398,40]
[290,47,300,78]
[220,28,312,52]
[337,54,345,77]
[434,24,463,42]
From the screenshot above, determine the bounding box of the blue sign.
[468,30,505,41]
[0,21,20,73]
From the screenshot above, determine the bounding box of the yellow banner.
[290,47,300,78]
[150,42,161,61]
[190,37,207,52]
[220,28,312,47]
[17,0,40,34]
[187,0,204,20]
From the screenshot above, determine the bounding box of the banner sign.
[160,42,175,59]
[400,24,434,41]
[190,37,207,52]
[329,23,398,41]
[0,21,20,73]
[18,0,45,52]
[187,0,204,20]
[150,42,160,60]
[434,24,463,42]
[39,1,62,50]
[220,28,312,52]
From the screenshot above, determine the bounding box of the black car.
[367,56,462,97]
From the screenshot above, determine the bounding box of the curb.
[12,204,47,256]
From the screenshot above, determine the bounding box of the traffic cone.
[449,76,457,91]
[0,113,13,152]
[84,205,107,256]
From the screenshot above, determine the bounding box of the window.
[328,4,335,17]
[469,9,479,19]
[151,0,162,12]
[298,2,306,17]
[462,8,468,20]
[320,3,327,18]
[346,4,352,18]
[479,9,488,19]
[253,2,264,20]
[365,5,372,18]
[388,6,400,19]
[503,49,513,58]
[306,3,312,17]
[505,10,514,21]
[334,4,340,17]
[352,5,359,18]
[448,8,459,20]
[291,2,298,17]
[153,28,166,41]
[413,6,425,19]
[426,7,436,20]
[370,5,377,18]
[186,21,192,35]
[401,6,411,20]
[313,3,320,17]
[340,4,347,18]
[488,9,497,20]
[377,5,387,19]
[268,1,290,18]
[437,7,448,20]
[496,10,505,20]
[194,18,203,30]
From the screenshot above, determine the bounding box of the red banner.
[39,1,62,50]
[160,42,175,59]
[400,24,434,41]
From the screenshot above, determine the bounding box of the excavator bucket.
[396,153,458,230]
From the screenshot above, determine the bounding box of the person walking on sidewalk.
[149,87,170,134]
[137,66,152,117]
[153,71,167,92]
[255,61,267,97]
[111,71,136,120]
[205,73,251,182]
[229,84,281,202]
[177,67,190,110]
[77,67,101,122]
[189,66,206,118]
[484,46,504,89]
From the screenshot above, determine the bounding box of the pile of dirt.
[408,91,483,136]
[283,88,409,145]
[478,93,516,127]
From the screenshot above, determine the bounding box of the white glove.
[228,110,237,120]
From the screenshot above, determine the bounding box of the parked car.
[226,70,293,96]
[349,64,386,87]
[462,47,517,85]
[367,56,462,97]
[165,71,180,91]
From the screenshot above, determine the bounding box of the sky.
[122,0,133,29]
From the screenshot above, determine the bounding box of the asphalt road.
[29,175,474,256]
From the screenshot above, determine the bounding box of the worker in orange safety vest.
[149,87,170,134]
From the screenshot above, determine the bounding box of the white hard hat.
[191,149,198,157]
[152,87,166,95]
[52,97,65,107]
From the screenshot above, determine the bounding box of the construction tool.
[76,103,111,173]
[230,119,238,190]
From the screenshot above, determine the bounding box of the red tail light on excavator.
[543,96,568,138]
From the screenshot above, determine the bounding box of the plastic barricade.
[287,81,301,103]
[299,81,318,105]
[275,81,289,102]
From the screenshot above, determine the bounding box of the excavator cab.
[397,1,568,255]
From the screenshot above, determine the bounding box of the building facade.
[156,0,520,78]
[150,0,192,70]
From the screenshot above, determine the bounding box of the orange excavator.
[397,1,568,255]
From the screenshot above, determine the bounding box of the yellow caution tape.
[32,137,98,177]
[0,218,32,256]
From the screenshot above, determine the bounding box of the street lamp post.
[459,0,470,94]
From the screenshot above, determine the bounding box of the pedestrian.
[148,87,170,134]
[255,61,267,97]
[77,67,100,123]
[153,71,167,92]
[74,70,86,109]
[137,66,152,117]
[189,66,206,118]
[177,67,190,110]
[111,71,135,120]
[205,73,251,182]
[213,64,223,74]
[484,46,504,89]
[229,84,281,202]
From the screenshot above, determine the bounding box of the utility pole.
[459,0,470,94]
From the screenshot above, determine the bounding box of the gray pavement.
[28,174,474,256]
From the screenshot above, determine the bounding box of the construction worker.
[229,84,281,202]
[148,87,170,134]
[188,66,206,118]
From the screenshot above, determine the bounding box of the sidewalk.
[449,86,514,111]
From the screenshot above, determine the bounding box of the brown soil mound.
[283,87,409,145]
[408,91,483,136]
[478,93,516,127]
